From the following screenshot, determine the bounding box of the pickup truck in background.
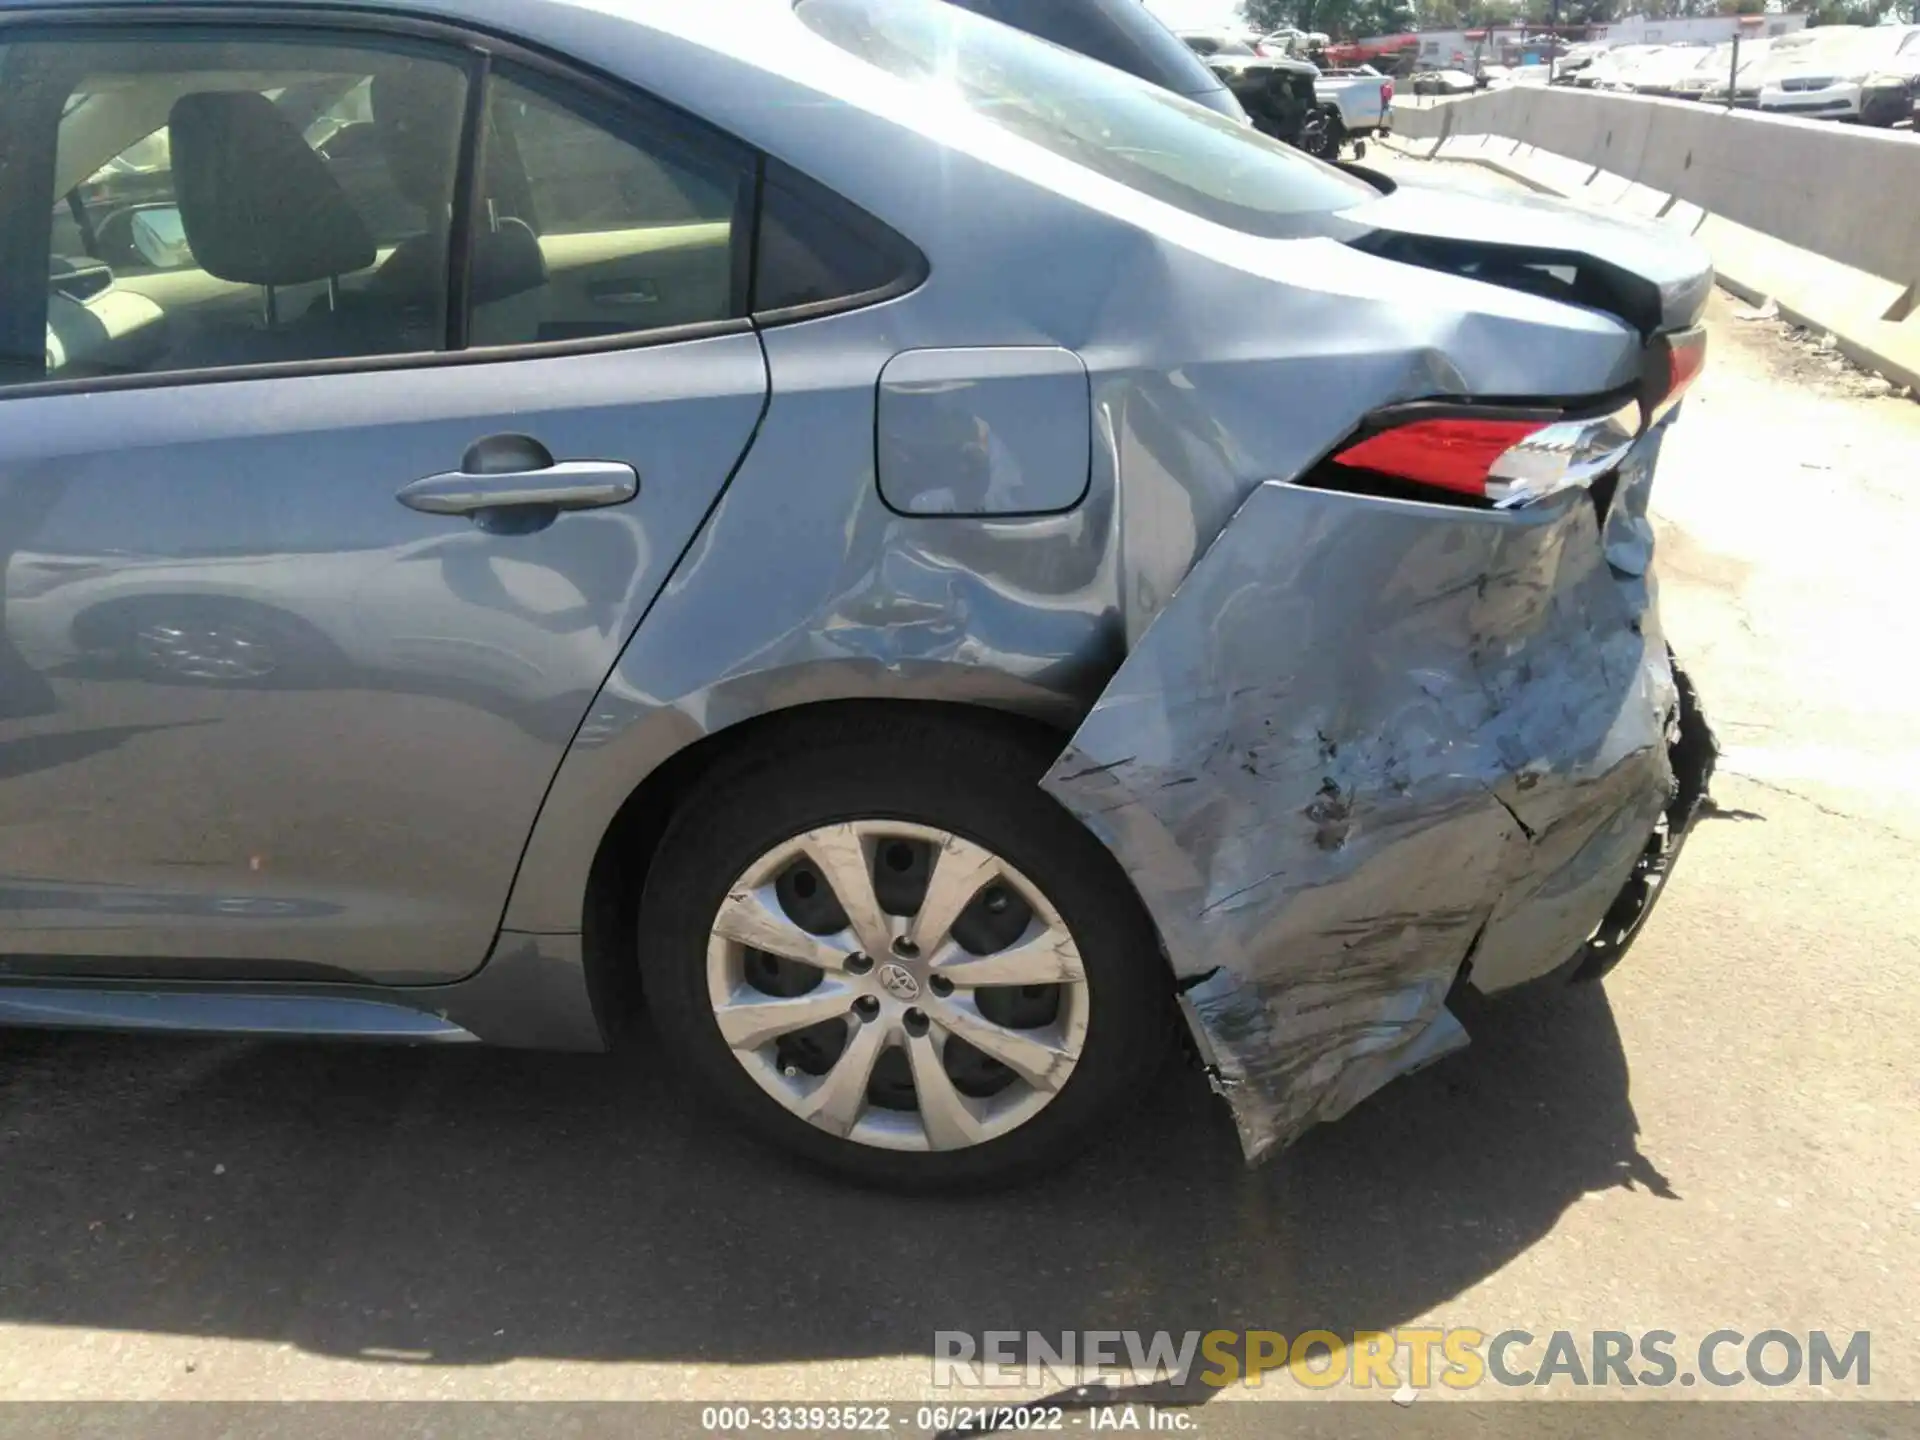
[1314,66,1394,155]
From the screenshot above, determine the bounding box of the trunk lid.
[1341,182,1714,336]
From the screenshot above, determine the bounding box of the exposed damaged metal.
[1043,432,1715,1161]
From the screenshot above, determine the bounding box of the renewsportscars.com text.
[932,1328,1871,1392]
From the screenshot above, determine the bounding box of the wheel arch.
[502,664,1093,1043]
[576,693,1083,1047]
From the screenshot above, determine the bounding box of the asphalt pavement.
[2,164,1917,1418]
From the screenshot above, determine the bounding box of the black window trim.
[0,316,763,402]
[0,1,924,403]
[443,43,491,353]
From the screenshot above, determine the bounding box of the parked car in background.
[1262,27,1329,57]
[1854,26,1920,126]
[3,0,1717,1191]
[1756,25,1920,122]
[1174,27,1269,57]
[1703,34,1784,106]
[940,0,1247,120]
[1179,32,1335,156]
[1724,27,1838,108]
[1314,65,1395,153]
[1411,68,1478,95]
[1620,42,1713,97]
[1573,43,1663,89]
[1552,41,1608,83]
[1669,42,1744,103]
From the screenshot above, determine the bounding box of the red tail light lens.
[1330,397,1646,508]
[1382,80,1395,104]
[1665,327,1707,401]
[1642,326,1707,424]
[1331,417,1549,498]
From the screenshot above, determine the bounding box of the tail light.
[1382,79,1395,104]
[1658,325,1707,412]
[1331,400,1642,508]
[1330,330,1705,509]
[1332,417,1547,500]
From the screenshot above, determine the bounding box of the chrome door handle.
[396,460,639,517]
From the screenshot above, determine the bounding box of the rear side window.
[0,18,918,393]
[752,163,926,319]
[797,0,1374,239]
[467,65,752,346]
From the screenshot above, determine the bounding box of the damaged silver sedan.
[0,0,1712,1188]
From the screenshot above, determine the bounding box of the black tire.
[1320,109,1351,162]
[637,706,1171,1191]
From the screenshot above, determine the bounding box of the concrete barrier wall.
[1395,89,1920,291]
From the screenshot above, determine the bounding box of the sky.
[1143,0,1250,32]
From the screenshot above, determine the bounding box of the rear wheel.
[1299,106,1344,162]
[636,710,1170,1190]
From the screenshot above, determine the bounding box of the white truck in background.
[1313,66,1394,156]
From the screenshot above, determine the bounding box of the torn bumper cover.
[1042,443,1715,1162]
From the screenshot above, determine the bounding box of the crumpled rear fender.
[1042,455,1710,1161]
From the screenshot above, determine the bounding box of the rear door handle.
[397,460,638,517]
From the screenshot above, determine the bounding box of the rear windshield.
[941,0,1226,100]
[796,0,1374,238]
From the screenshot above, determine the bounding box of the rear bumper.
[1044,427,1712,1161]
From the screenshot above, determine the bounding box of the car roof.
[0,0,821,104]
[0,0,777,40]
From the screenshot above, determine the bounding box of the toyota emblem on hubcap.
[877,962,921,1001]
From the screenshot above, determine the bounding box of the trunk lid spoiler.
[1342,183,1714,337]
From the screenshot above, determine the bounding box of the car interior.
[35,41,742,387]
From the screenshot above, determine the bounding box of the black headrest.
[371,215,548,312]
[471,217,550,306]
[170,91,376,286]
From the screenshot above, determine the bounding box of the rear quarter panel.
[478,0,1649,933]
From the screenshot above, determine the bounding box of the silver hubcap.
[705,821,1091,1153]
